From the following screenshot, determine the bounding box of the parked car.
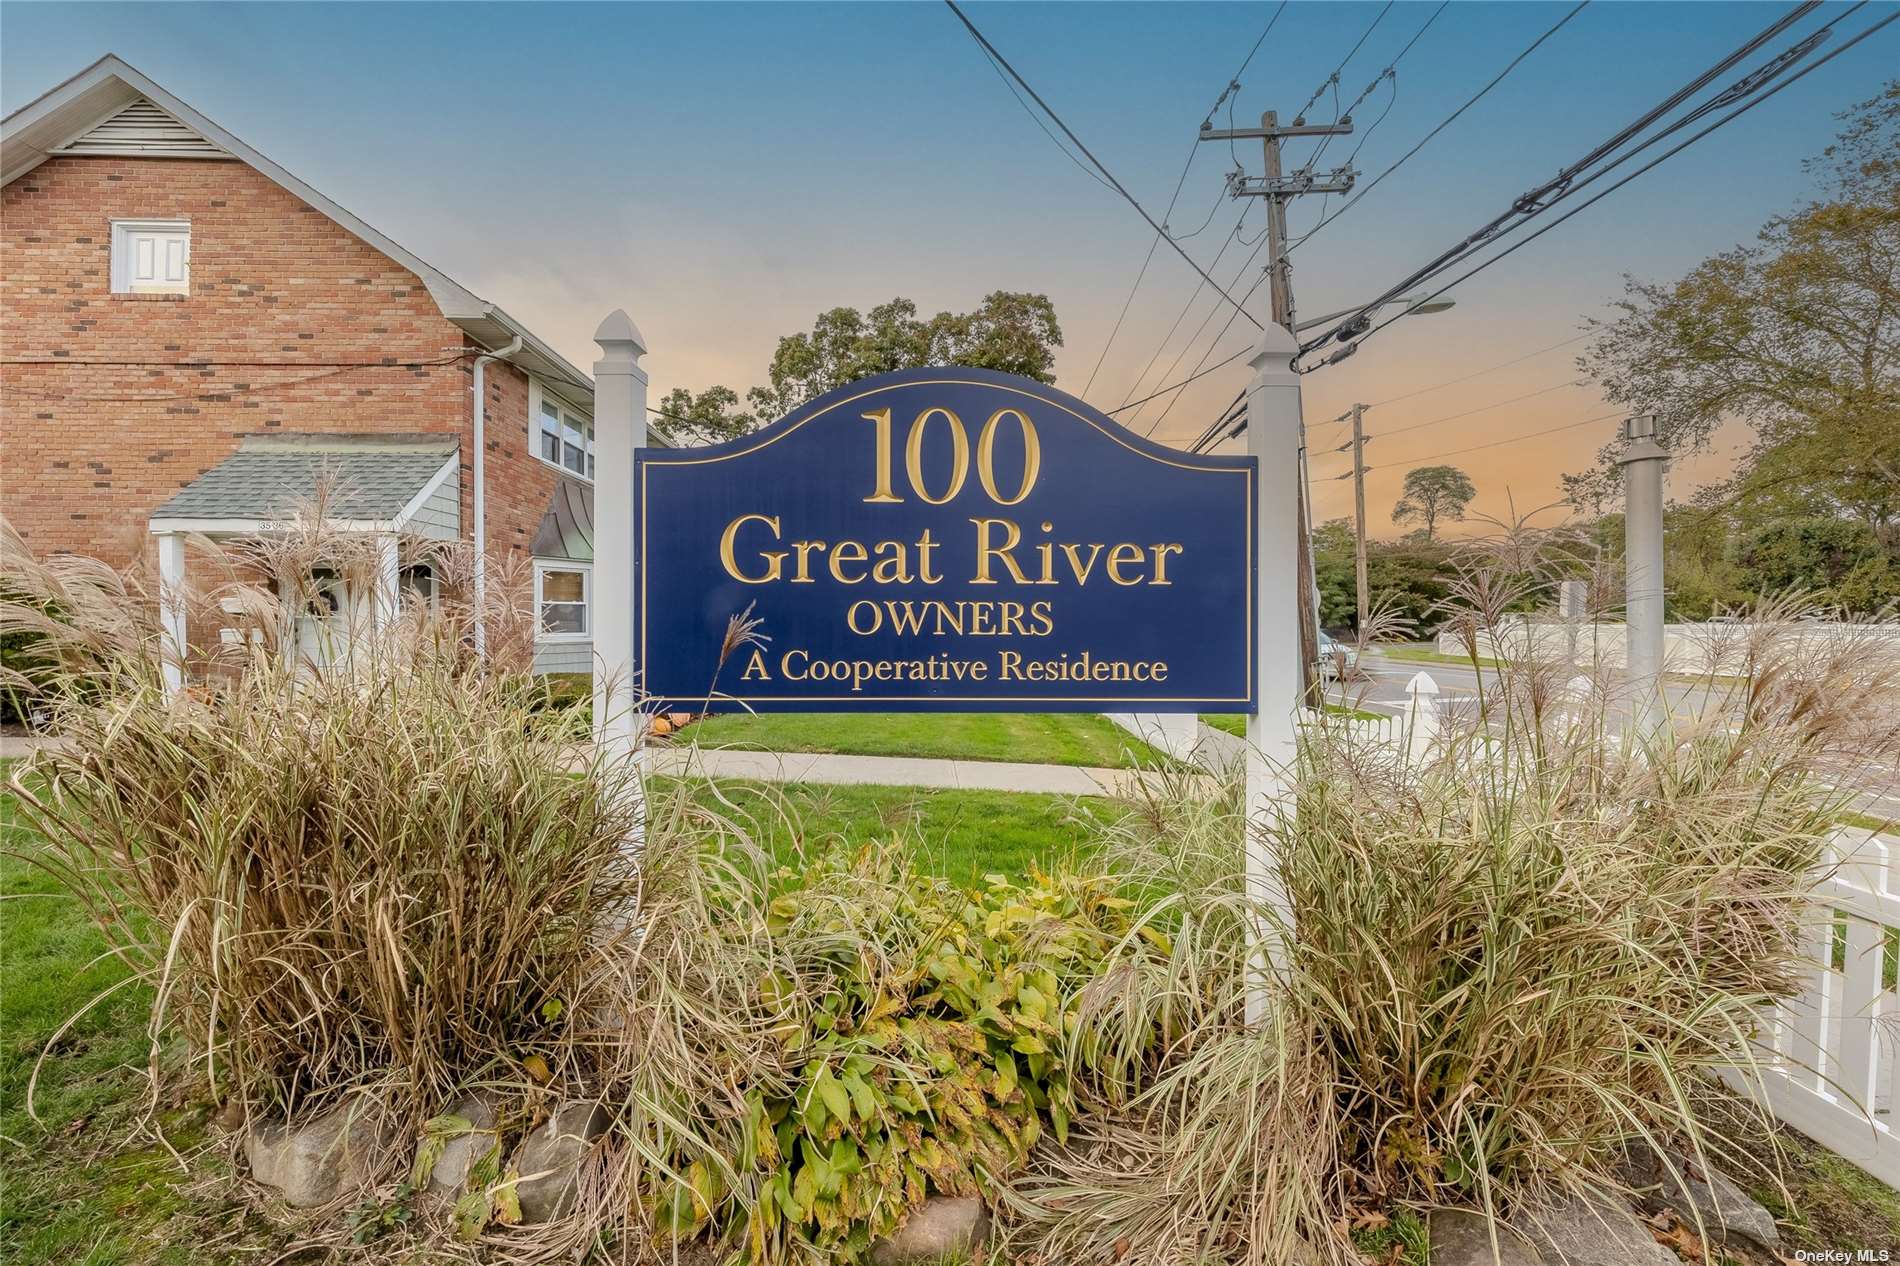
[1317,633,1360,680]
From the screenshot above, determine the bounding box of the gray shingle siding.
[406,470,460,540]
[533,639,592,675]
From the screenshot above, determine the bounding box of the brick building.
[2,56,600,675]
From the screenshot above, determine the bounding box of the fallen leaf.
[520,1053,552,1085]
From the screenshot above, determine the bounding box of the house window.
[536,564,590,638]
[399,564,437,614]
[533,383,594,480]
[110,219,190,294]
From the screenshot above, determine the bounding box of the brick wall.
[0,154,567,578]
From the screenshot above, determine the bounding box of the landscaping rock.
[245,1100,393,1207]
[870,1196,991,1265]
[1623,1142,1780,1255]
[1514,1189,1675,1266]
[423,1095,501,1197]
[1428,1208,1545,1265]
[513,1101,607,1224]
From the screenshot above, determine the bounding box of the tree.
[1310,517,1456,633]
[1573,82,1899,558]
[1391,465,1476,542]
[657,292,1063,444]
[1734,517,1897,606]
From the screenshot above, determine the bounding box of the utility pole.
[1350,402,1369,632]
[1199,110,1355,705]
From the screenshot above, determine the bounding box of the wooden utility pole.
[1350,402,1369,632]
[1259,111,1294,330]
[1199,111,1355,705]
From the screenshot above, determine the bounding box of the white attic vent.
[53,97,231,160]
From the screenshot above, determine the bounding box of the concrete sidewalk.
[650,746,1200,797]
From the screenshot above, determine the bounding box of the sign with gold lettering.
[635,368,1256,711]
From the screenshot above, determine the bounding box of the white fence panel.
[1724,827,1900,1187]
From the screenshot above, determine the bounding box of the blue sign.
[634,368,1256,712]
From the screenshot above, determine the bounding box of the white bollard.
[1403,670,1440,761]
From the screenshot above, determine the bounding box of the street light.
[1294,295,1454,334]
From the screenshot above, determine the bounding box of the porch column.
[592,310,649,763]
[157,530,187,699]
[373,534,401,633]
[1243,322,1306,1021]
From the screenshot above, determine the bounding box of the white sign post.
[1243,322,1307,1021]
[592,309,648,771]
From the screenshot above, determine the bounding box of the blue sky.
[6,1,1894,532]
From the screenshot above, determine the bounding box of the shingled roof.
[152,434,458,525]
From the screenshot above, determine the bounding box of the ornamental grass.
[4,512,1895,1265]
[1000,526,1900,1266]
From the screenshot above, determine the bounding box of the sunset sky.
[7,1,1893,538]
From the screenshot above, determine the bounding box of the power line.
[1117,203,1254,414]
[1106,344,1251,416]
[1292,1,1394,125]
[1298,0,1444,178]
[1115,205,1260,421]
[1297,1,1837,363]
[1362,409,1624,469]
[1135,3,1424,431]
[1146,257,1276,435]
[1363,330,1593,407]
[1326,1,1895,364]
[1083,1,1289,399]
[1289,2,1590,253]
[946,0,1262,331]
[1366,378,1586,441]
[967,31,1116,194]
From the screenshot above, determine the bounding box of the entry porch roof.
[148,434,459,537]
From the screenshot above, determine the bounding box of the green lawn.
[1841,809,1897,836]
[1374,645,1499,669]
[0,769,279,1265]
[2,768,1105,1264]
[1201,703,1389,739]
[671,777,1121,886]
[673,710,1170,769]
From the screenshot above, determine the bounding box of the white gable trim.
[391,454,462,530]
[53,96,232,160]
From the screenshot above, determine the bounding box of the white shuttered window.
[110,220,190,294]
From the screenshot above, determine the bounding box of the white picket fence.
[1727,826,1900,1186]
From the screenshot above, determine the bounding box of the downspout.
[471,335,522,660]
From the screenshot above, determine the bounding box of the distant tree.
[1734,517,1897,606]
[1391,465,1476,542]
[653,384,759,446]
[657,292,1063,444]
[1572,81,1899,552]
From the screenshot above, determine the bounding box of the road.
[1344,649,1899,826]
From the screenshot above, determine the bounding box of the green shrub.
[617,835,1156,1263]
